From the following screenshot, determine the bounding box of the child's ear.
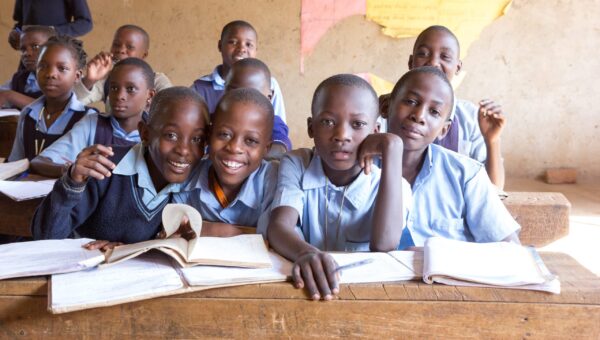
[408,55,414,70]
[307,117,314,138]
[75,69,83,83]
[142,50,149,59]
[437,120,452,140]
[217,40,222,53]
[455,60,463,76]
[374,120,381,134]
[268,89,274,101]
[138,121,150,145]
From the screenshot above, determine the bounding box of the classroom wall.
[1,0,598,179]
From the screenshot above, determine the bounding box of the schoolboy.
[408,25,506,188]
[30,58,156,177]
[0,26,55,109]
[264,74,411,300]
[8,35,96,161]
[191,20,287,123]
[32,87,209,248]
[74,24,171,110]
[174,88,277,237]
[382,66,520,250]
[225,58,292,157]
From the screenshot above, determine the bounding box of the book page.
[50,252,184,314]
[0,159,29,180]
[423,237,556,287]
[329,252,420,284]
[0,179,56,201]
[0,109,20,117]
[0,239,105,280]
[388,250,424,277]
[188,234,271,268]
[105,237,188,265]
[181,251,292,286]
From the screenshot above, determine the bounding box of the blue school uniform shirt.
[398,144,520,249]
[7,93,93,161]
[261,148,412,251]
[447,97,487,163]
[37,113,142,164]
[173,158,278,228]
[0,72,40,94]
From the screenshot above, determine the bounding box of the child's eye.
[126,45,135,50]
[430,108,441,117]
[441,54,452,61]
[218,131,232,139]
[59,66,68,72]
[245,138,259,146]
[245,42,254,48]
[352,121,367,129]
[126,86,137,93]
[402,99,418,106]
[164,132,178,141]
[32,45,40,51]
[320,118,335,127]
[109,86,118,92]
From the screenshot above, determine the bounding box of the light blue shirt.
[202,66,287,122]
[399,144,520,249]
[0,72,40,93]
[37,113,141,164]
[450,97,487,163]
[113,143,183,210]
[8,93,93,161]
[263,148,411,252]
[174,158,278,228]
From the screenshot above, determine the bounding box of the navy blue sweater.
[13,0,93,37]
[31,146,169,243]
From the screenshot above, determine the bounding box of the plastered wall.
[1,0,598,179]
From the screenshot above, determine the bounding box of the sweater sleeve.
[271,115,292,151]
[52,0,93,37]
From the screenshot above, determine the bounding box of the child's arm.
[201,222,252,237]
[0,90,35,110]
[358,133,404,251]
[7,111,27,162]
[478,99,506,189]
[81,52,113,91]
[266,115,292,160]
[30,156,68,178]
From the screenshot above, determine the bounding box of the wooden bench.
[0,252,598,338]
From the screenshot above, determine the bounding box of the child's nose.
[333,124,351,142]
[410,106,427,124]
[226,137,244,153]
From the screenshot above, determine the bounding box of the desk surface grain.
[0,252,599,338]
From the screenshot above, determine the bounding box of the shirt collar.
[108,114,141,139]
[199,66,226,89]
[25,92,85,124]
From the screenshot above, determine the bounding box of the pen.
[333,258,374,273]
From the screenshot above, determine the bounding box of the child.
[224,58,291,157]
[381,66,520,250]
[74,24,171,110]
[0,26,55,109]
[407,25,506,189]
[30,58,156,177]
[191,20,287,123]
[263,74,410,300]
[8,35,96,162]
[174,88,277,236]
[31,87,209,249]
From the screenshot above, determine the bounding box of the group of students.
[1,20,520,300]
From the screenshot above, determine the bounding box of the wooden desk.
[0,115,18,159]
[0,253,598,338]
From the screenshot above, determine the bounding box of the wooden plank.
[0,195,40,237]
[0,116,18,159]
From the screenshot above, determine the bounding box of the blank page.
[330,252,420,284]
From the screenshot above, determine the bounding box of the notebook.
[0,159,28,180]
[0,178,56,201]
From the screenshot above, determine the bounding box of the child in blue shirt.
[174,88,277,236]
[0,26,55,110]
[30,58,156,177]
[381,66,520,249]
[264,74,411,300]
[32,87,209,251]
[8,35,96,161]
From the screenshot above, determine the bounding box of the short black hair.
[108,57,155,89]
[220,20,257,41]
[390,66,455,119]
[311,74,379,117]
[148,86,209,126]
[414,25,460,55]
[42,35,87,69]
[116,24,150,50]
[214,88,274,137]
[21,25,56,39]
[229,58,271,86]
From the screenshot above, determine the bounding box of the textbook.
[0,239,105,280]
[0,178,56,201]
[0,158,28,180]
[49,250,292,314]
[103,204,272,269]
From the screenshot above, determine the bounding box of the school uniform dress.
[31,143,183,243]
[37,112,146,164]
[0,70,42,100]
[173,158,278,228]
[398,144,520,249]
[7,93,95,161]
[190,66,292,151]
[260,148,412,251]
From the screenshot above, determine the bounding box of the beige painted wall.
[1,0,598,179]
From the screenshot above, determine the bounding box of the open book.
[0,178,56,201]
[329,251,422,283]
[49,250,292,314]
[104,204,272,268]
[0,158,28,180]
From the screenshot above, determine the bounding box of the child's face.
[225,68,272,100]
[209,101,270,192]
[36,45,82,101]
[409,30,461,81]
[385,73,453,152]
[108,65,154,121]
[218,27,257,68]
[308,85,377,173]
[111,28,148,63]
[140,99,208,188]
[20,31,48,72]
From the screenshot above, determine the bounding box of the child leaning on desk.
[382,66,520,250]
[31,87,209,251]
[261,74,412,301]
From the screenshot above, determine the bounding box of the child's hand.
[0,90,10,107]
[292,251,340,301]
[478,99,506,144]
[378,93,391,117]
[358,133,403,175]
[157,216,198,240]
[85,52,113,84]
[83,240,123,251]
[69,144,115,184]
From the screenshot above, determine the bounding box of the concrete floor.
[506,177,600,275]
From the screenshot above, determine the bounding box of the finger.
[73,163,111,181]
[292,263,304,289]
[83,240,109,250]
[364,157,373,175]
[310,257,333,300]
[101,242,123,251]
[156,230,167,239]
[486,104,502,115]
[322,255,340,295]
[300,262,320,300]
[80,156,115,176]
